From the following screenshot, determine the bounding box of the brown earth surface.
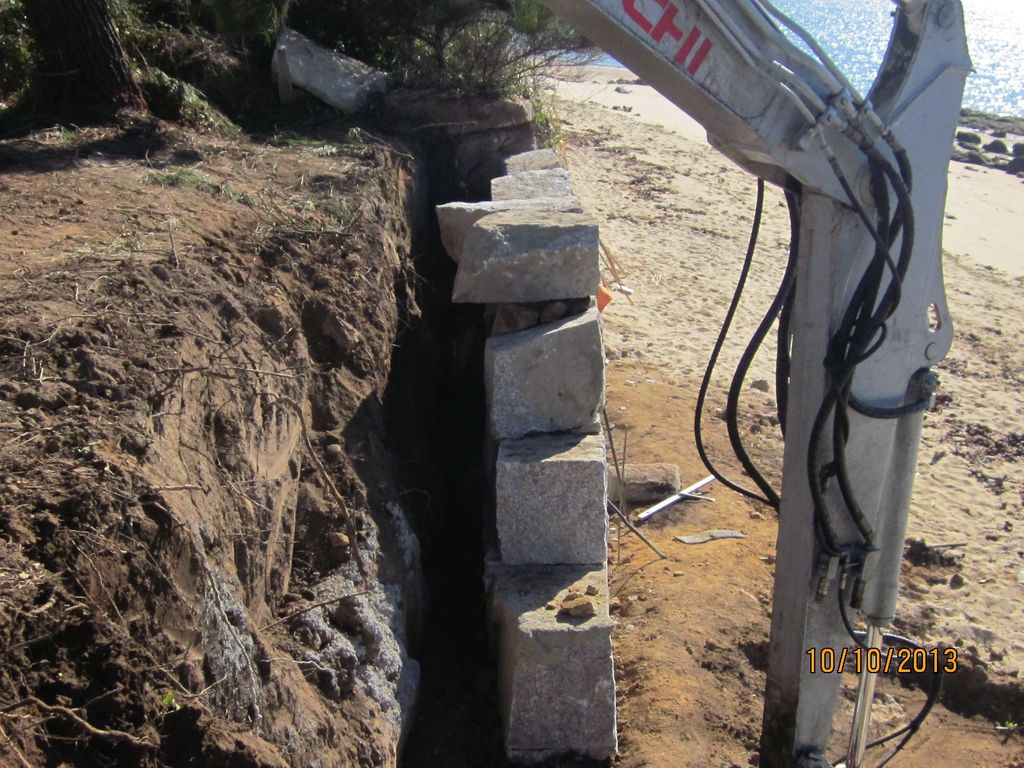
[1,97,1022,768]
[0,119,427,767]
[603,362,1024,768]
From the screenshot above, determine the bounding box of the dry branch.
[1,697,155,749]
[262,590,370,631]
[0,718,32,768]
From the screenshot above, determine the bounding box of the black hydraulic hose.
[808,140,917,554]
[827,159,893,363]
[876,179,915,320]
[831,161,892,398]
[775,275,797,436]
[819,160,909,376]
[824,153,897,274]
[772,182,802,439]
[831,409,875,543]
[850,161,893,344]
[724,195,803,510]
[848,391,930,419]
[694,178,776,507]
[893,147,913,193]
[818,157,892,373]
[852,140,915,324]
[827,160,893,545]
[806,390,842,555]
[838,581,870,652]
[827,142,919,549]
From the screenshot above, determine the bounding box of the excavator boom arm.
[537,2,972,766]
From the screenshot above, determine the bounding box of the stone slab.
[608,463,682,506]
[272,28,386,114]
[454,125,537,202]
[452,210,599,304]
[490,564,617,762]
[436,198,582,263]
[496,433,608,565]
[504,148,563,174]
[383,92,533,134]
[491,168,574,201]
[485,308,605,440]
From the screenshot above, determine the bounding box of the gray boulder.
[608,463,682,505]
[452,209,599,304]
[495,433,608,565]
[491,168,574,200]
[485,308,605,440]
[272,28,387,113]
[436,198,582,262]
[490,564,617,762]
[504,148,563,174]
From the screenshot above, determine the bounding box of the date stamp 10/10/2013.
[806,646,959,675]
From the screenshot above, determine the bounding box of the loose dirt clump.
[0,119,425,767]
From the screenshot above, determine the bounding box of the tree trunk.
[23,0,144,116]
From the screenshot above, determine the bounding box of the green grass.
[266,131,322,149]
[145,168,257,207]
[146,168,214,190]
[266,131,363,157]
[533,97,562,149]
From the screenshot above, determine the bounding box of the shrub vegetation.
[1,0,590,124]
[288,0,590,95]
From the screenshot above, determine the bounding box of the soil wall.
[0,125,432,768]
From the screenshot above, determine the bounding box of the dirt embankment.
[0,121,431,767]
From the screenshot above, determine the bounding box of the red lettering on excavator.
[650,3,684,42]
[674,27,701,63]
[621,0,713,76]
[687,38,713,75]
[623,0,654,32]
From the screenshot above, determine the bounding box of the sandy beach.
[554,66,1024,277]
[547,65,1024,764]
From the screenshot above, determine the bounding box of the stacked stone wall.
[435,149,617,763]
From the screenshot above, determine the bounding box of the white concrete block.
[485,308,605,439]
[496,433,608,565]
[451,209,599,304]
[490,564,617,762]
[491,168,574,200]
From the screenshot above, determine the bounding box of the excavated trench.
[379,119,537,765]
[0,93,610,768]
[390,122,613,768]
[383,200,503,767]
[374,98,580,767]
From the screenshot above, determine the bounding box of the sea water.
[595,0,1024,118]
